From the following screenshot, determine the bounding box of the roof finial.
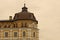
[22,3,28,12]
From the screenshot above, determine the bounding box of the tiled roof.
[13,12,36,21]
[13,5,37,22]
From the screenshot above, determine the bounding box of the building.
[0,4,39,40]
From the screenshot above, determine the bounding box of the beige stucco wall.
[0,20,39,40]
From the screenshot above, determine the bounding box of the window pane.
[23,31,25,37]
[33,32,35,37]
[14,32,17,37]
[5,32,8,37]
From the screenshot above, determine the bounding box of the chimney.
[9,16,12,20]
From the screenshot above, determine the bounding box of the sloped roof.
[13,12,36,21]
[13,4,38,22]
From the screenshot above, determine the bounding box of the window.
[5,32,8,37]
[21,23,27,27]
[23,31,25,37]
[14,32,18,37]
[33,32,35,37]
[13,24,15,28]
[21,23,23,27]
[4,25,7,28]
[25,23,27,27]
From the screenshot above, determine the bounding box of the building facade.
[0,4,39,40]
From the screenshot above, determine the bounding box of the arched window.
[23,31,25,37]
[33,32,35,37]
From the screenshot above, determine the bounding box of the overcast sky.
[0,0,59,40]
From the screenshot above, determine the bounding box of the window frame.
[33,32,35,37]
[23,31,26,37]
[14,32,18,37]
[4,32,8,37]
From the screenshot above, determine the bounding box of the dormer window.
[13,23,17,28]
[21,23,27,27]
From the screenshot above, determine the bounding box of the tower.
[0,4,39,40]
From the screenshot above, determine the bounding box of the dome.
[13,4,38,23]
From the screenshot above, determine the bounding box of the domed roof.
[13,4,38,23]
